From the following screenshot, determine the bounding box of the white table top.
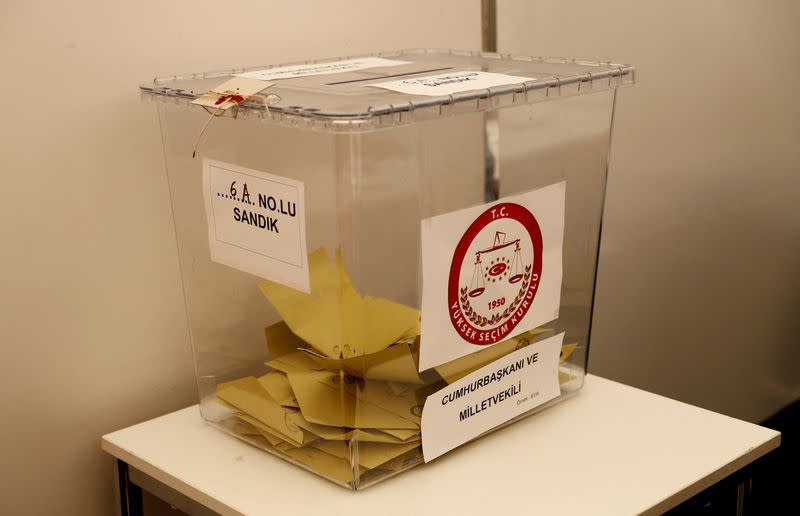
[102,375,780,516]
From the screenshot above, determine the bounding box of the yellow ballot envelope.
[259,249,420,359]
[286,371,421,430]
[211,243,588,488]
[210,244,589,489]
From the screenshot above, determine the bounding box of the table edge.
[641,431,781,515]
[101,437,245,516]
[100,377,784,515]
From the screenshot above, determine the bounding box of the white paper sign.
[369,71,535,96]
[237,57,409,81]
[422,332,563,462]
[202,159,309,292]
[419,182,565,372]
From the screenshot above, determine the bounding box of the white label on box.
[369,71,535,96]
[421,332,563,462]
[202,159,309,292]
[418,182,565,372]
[236,57,409,81]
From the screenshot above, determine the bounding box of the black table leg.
[117,460,144,516]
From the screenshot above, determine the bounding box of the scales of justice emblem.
[448,202,543,346]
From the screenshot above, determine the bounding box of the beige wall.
[3,1,796,512]
[0,2,479,515]
[499,0,800,422]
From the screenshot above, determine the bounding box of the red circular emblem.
[448,203,543,345]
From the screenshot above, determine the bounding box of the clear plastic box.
[144,49,634,489]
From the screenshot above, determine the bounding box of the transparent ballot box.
[144,50,634,489]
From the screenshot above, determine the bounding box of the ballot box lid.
[140,49,634,132]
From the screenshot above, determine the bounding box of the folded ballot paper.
[215,248,577,486]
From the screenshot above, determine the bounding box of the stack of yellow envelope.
[215,248,580,486]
